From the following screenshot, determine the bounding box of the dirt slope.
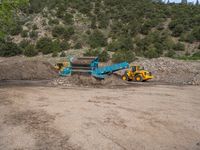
[0,59,58,80]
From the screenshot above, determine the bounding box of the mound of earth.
[0,60,58,80]
[131,57,200,85]
[50,74,127,87]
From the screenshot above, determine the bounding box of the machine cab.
[131,66,144,72]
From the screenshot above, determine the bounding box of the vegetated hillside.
[0,0,200,62]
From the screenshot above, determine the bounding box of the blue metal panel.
[91,62,129,78]
[59,56,130,79]
[59,67,71,76]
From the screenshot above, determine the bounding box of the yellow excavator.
[122,66,154,82]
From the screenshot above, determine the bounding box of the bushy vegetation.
[24,44,38,57]
[88,30,107,48]
[84,49,110,62]
[21,30,28,37]
[0,40,22,57]
[36,37,55,54]
[52,26,74,40]
[112,50,135,63]
[1,0,200,60]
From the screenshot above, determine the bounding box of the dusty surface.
[0,84,200,150]
[50,74,127,88]
[0,59,58,80]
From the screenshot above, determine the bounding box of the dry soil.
[0,85,200,150]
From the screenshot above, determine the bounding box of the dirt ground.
[0,84,200,150]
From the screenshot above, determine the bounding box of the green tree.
[0,0,28,37]
[24,44,38,57]
[88,30,107,48]
[52,26,65,37]
[36,37,54,54]
[172,24,184,37]
[173,42,185,51]
[98,50,110,62]
[0,41,22,57]
[112,50,135,63]
[192,26,200,41]
[144,45,159,58]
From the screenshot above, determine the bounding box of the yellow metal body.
[122,66,154,82]
[54,62,69,71]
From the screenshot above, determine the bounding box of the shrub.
[32,24,38,30]
[0,42,22,57]
[52,26,74,40]
[29,31,38,39]
[88,30,107,48]
[74,42,82,49]
[84,49,110,62]
[36,37,54,54]
[118,36,134,50]
[51,40,61,52]
[173,42,185,51]
[144,46,159,58]
[107,41,119,52]
[172,24,184,37]
[9,24,23,36]
[48,19,59,25]
[24,44,38,57]
[112,50,135,63]
[165,50,176,58]
[98,50,110,62]
[52,51,58,57]
[21,30,28,37]
[63,26,75,39]
[184,33,196,43]
[84,49,99,56]
[60,41,70,51]
[63,13,73,24]
[19,40,30,49]
[192,27,200,41]
[60,51,66,57]
[52,26,65,37]
[192,51,200,57]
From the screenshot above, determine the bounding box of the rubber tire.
[122,74,129,81]
[134,74,143,82]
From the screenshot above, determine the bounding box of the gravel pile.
[132,57,200,85]
[50,74,127,87]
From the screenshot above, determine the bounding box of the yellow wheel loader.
[122,66,153,82]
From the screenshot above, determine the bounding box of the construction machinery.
[58,56,153,81]
[55,62,69,71]
[122,66,153,82]
[59,57,129,79]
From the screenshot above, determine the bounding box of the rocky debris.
[0,57,200,86]
[50,74,127,88]
[132,57,200,85]
[0,60,58,80]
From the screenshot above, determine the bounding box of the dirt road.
[0,84,200,150]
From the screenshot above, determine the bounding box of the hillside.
[0,0,200,61]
